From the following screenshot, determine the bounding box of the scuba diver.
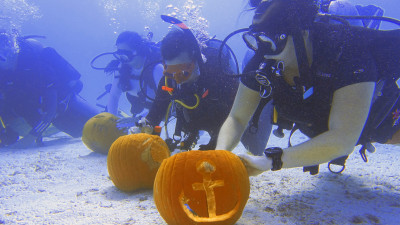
[239,0,385,156]
[134,16,240,150]
[91,31,163,125]
[216,0,400,176]
[0,31,99,148]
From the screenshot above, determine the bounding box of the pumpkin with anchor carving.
[107,133,170,192]
[153,150,250,225]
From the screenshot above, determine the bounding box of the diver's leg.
[240,101,273,155]
[53,95,99,138]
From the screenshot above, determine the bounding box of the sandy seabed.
[1,130,399,225]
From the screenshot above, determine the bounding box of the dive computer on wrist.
[264,147,283,171]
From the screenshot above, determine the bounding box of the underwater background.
[2,1,400,224]
[2,0,398,115]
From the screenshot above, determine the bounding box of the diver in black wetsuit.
[0,31,99,148]
[99,31,163,118]
[217,0,400,175]
[136,28,239,150]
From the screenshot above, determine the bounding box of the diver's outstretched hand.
[128,117,153,134]
[236,153,271,176]
[116,116,140,130]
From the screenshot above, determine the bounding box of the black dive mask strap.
[292,29,313,89]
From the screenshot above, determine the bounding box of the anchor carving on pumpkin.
[179,160,241,222]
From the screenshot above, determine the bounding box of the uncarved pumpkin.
[154,150,250,225]
[82,112,126,154]
[107,133,170,192]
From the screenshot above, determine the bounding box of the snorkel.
[90,50,137,71]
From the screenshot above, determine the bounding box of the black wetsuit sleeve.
[146,76,171,126]
[240,52,265,91]
[29,88,58,137]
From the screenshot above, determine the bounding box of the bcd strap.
[359,142,376,162]
[249,97,271,134]
[328,155,349,174]
[292,30,313,90]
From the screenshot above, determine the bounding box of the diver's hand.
[8,134,37,149]
[116,116,140,130]
[129,117,153,134]
[236,153,271,176]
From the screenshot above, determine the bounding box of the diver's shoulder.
[311,22,373,50]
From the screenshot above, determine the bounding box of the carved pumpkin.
[82,112,126,154]
[107,133,170,192]
[154,150,250,225]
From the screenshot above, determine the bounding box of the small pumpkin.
[81,112,125,154]
[154,150,250,225]
[107,133,170,192]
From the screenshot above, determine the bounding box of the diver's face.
[164,51,199,84]
[116,43,145,69]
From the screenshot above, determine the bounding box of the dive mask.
[113,49,138,63]
[163,61,196,84]
[243,31,288,54]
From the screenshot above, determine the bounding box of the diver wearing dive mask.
[91,31,163,120]
[113,48,138,64]
[217,0,400,177]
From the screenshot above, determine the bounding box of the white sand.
[1,130,399,225]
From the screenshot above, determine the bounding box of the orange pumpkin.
[154,150,250,225]
[107,133,170,192]
[82,112,126,154]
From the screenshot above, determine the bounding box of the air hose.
[163,76,200,136]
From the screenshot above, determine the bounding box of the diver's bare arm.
[216,83,261,151]
[281,82,375,168]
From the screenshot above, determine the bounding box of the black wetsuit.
[0,39,98,145]
[241,23,400,143]
[146,46,239,149]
